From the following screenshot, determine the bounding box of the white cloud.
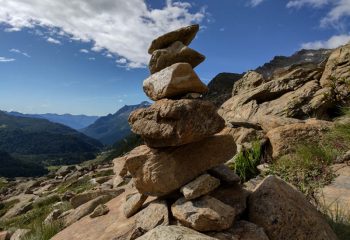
[249,0,265,7]
[301,34,350,49]
[0,57,15,62]
[47,37,61,44]
[0,0,206,69]
[9,48,30,57]
[116,58,127,64]
[287,0,350,27]
[104,52,113,58]
[80,49,89,54]
[287,0,330,8]
[88,57,96,61]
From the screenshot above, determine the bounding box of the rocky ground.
[1,25,350,240]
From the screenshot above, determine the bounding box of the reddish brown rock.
[126,135,236,196]
[148,24,199,54]
[143,63,208,101]
[129,99,225,148]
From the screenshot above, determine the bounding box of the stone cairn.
[122,24,244,238]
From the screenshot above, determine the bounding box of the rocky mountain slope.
[0,111,103,173]
[82,102,150,145]
[0,25,349,240]
[6,112,99,130]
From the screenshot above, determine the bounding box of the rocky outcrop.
[126,135,236,196]
[219,44,350,127]
[129,99,225,147]
[248,176,337,240]
[143,63,208,100]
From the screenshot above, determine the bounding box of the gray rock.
[180,174,220,200]
[171,196,236,232]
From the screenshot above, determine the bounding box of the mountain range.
[0,111,103,171]
[6,112,99,130]
[82,101,151,145]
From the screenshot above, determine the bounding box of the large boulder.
[266,119,332,159]
[135,225,218,240]
[171,195,236,232]
[129,99,225,148]
[126,135,236,196]
[9,229,30,240]
[149,41,205,74]
[143,63,208,101]
[248,175,337,240]
[148,24,199,54]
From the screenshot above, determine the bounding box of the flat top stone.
[148,24,199,54]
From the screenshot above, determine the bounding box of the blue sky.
[0,0,349,116]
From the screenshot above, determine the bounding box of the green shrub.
[229,141,262,182]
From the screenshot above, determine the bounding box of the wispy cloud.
[0,56,15,62]
[46,37,61,45]
[0,0,206,69]
[9,48,30,57]
[88,57,96,61]
[301,34,350,49]
[80,49,89,54]
[287,0,350,27]
[249,0,265,7]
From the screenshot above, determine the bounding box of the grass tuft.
[229,141,262,182]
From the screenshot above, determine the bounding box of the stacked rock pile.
[123,24,243,235]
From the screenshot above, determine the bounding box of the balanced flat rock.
[143,62,208,101]
[129,99,225,148]
[149,41,205,74]
[148,24,199,54]
[126,135,236,197]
